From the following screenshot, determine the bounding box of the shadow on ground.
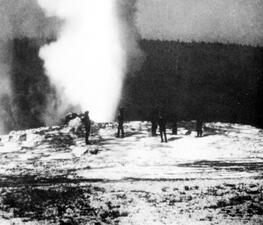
[0,184,128,224]
[178,160,263,172]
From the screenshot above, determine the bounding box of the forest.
[1,38,263,132]
[121,40,263,127]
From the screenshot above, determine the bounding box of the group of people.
[64,108,125,145]
[151,110,204,142]
[153,116,203,142]
[64,108,203,145]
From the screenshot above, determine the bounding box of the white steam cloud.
[117,0,145,73]
[136,0,263,46]
[38,0,126,122]
[0,41,12,134]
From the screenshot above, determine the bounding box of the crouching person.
[64,112,82,137]
[64,112,78,126]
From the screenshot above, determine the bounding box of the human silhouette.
[158,113,167,143]
[117,108,124,138]
[196,119,203,137]
[82,111,91,144]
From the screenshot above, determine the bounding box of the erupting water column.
[38,0,125,122]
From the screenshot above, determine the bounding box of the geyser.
[38,0,126,122]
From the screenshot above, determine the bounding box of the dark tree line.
[1,38,263,133]
[121,40,263,128]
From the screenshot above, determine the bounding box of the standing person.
[82,111,91,144]
[117,107,124,138]
[158,113,167,143]
[196,119,203,137]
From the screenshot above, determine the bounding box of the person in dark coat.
[116,108,124,138]
[158,114,167,143]
[196,119,203,137]
[82,111,91,144]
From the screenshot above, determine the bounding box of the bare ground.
[0,122,262,224]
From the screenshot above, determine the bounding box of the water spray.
[38,0,126,122]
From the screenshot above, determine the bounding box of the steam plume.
[117,0,144,73]
[38,0,126,122]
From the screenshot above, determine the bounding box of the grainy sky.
[0,0,59,40]
[136,0,263,46]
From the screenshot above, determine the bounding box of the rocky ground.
[0,121,262,224]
